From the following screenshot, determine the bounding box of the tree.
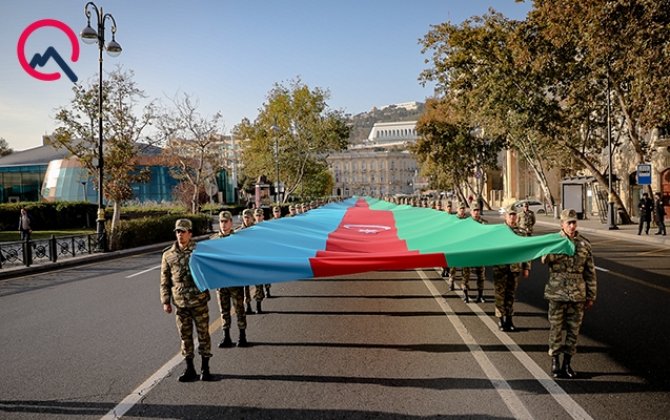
[236,79,350,203]
[52,67,155,243]
[0,138,12,157]
[155,93,226,213]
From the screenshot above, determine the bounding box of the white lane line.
[417,270,534,420]
[126,265,161,278]
[101,318,222,419]
[423,269,593,420]
[595,266,609,272]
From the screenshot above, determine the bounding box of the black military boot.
[505,315,516,332]
[237,329,249,347]
[462,287,470,303]
[498,317,505,331]
[265,286,271,298]
[441,267,448,277]
[551,355,562,378]
[562,355,577,379]
[256,300,263,314]
[245,301,255,315]
[476,289,486,303]
[218,328,233,348]
[178,357,198,382]
[200,357,213,381]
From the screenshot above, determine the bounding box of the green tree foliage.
[411,98,504,205]
[236,79,350,203]
[51,67,155,242]
[155,93,226,213]
[0,138,12,157]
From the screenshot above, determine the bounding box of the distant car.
[498,200,547,215]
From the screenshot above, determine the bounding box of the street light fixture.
[81,2,122,251]
[271,125,281,204]
[606,73,618,230]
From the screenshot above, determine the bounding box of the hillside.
[347,102,425,144]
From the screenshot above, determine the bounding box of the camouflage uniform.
[542,208,597,378]
[160,237,212,359]
[492,207,530,328]
[542,231,596,357]
[462,208,487,298]
[446,204,470,290]
[210,229,246,331]
[518,208,536,235]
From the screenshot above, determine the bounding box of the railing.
[0,234,103,270]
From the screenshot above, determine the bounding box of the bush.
[0,202,98,231]
[107,213,211,251]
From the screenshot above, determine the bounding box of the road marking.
[101,318,222,419]
[126,265,161,278]
[419,269,593,420]
[417,270,533,420]
[595,266,609,272]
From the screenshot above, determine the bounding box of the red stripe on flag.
[309,198,447,277]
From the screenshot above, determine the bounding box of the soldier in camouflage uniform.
[541,209,597,379]
[518,202,536,235]
[161,219,213,382]
[462,202,487,303]
[210,211,248,348]
[492,205,530,332]
[288,204,297,217]
[252,208,267,312]
[238,209,256,314]
[445,203,470,292]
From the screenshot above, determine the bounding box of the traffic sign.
[637,163,652,185]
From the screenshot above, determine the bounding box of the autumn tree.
[52,67,155,242]
[155,93,227,213]
[236,79,350,202]
[0,138,12,157]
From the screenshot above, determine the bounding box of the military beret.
[174,218,192,232]
[561,208,578,223]
[242,209,254,217]
[458,202,467,209]
[505,205,517,214]
[254,208,264,216]
[219,211,233,221]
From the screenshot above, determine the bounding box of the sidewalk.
[531,212,670,247]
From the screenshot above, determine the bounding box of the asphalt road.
[0,223,669,419]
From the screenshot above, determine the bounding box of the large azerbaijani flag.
[190,197,573,290]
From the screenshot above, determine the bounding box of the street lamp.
[271,125,281,203]
[81,2,122,251]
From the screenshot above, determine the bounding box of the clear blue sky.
[1,0,531,151]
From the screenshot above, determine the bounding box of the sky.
[1,1,532,152]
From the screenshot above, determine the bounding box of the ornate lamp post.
[80,2,122,251]
[271,125,281,203]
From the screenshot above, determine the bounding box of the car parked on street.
[499,199,547,215]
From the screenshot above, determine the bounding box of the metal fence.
[0,234,103,269]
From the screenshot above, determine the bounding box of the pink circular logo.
[17,19,79,82]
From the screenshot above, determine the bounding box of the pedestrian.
[160,219,213,382]
[653,192,666,236]
[446,203,470,292]
[237,209,257,315]
[210,211,248,348]
[18,208,32,241]
[462,202,487,303]
[638,192,653,235]
[541,209,597,379]
[492,205,530,332]
[518,201,536,236]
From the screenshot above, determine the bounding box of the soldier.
[238,209,256,315]
[445,202,453,214]
[446,203,470,292]
[492,205,530,332]
[288,204,297,217]
[252,208,267,312]
[462,202,487,303]
[160,219,213,382]
[541,209,597,379]
[518,201,536,235]
[210,211,248,348]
